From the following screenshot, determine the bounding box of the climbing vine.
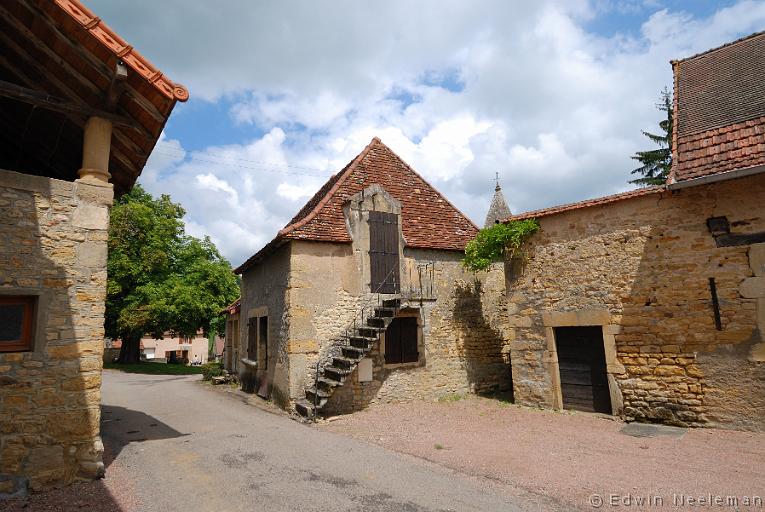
[462,219,540,272]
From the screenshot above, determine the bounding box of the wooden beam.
[0,31,149,160]
[9,0,168,125]
[0,80,140,130]
[0,53,140,179]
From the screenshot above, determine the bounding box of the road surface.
[100,371,555,512]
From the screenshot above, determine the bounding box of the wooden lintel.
[714,232,765,248]
[0,80,140,130]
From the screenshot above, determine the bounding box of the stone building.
[503,33,765,430]
[0,0,186,496]
[233,138,511,417]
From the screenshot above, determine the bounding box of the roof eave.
[667,164,765,191]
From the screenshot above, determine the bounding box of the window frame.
[0,295,36,353]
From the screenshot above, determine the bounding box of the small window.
[384,316,419,364]
[0,296,36,352]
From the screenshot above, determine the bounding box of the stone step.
[366,317,386,328]
[349,336,375,349]
[373,307,396,318]
[324,366,351,382]
[295,398,325,418]
[316,377,342,391]
[382,298,401,309]
[357,327,383,338]
[342,346,368,359]
[332,356,358,369]
[305,387,330,404]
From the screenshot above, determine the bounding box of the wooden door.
[369,211,400,293]
[554,326,612,413]
[384,317,418,364]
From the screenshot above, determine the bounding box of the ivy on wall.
[462,219,540,272]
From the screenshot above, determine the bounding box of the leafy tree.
[106,185,239,363]
[462,219,540,272]
[629,88,673,186]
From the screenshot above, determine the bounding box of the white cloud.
[104,0,765,266]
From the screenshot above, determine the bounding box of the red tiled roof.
[223,298,240,315]
[670,31,765,183]
[55,0,189,102]
[505,186,664,222]
[236,137,478,273]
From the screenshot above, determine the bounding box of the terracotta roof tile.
[54,0,188,102]
[235,138,478,273]
[505,186,664,222]
[670,31,765,183]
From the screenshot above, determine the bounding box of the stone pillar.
[77,117,112,184]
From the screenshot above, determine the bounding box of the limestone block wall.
[287,240,364,401]
[0,170,111,493]
[239,243,291,407]
[506,173,765,430]
[323,248,512,415]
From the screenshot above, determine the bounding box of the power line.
[150,151,335,178]
[154,141,332,175]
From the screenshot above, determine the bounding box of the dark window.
[384,317,418,364]
[247,317,258,361]
[0,296,35,352]
[258,316,268,370]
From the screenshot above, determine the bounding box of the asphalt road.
[101,371,552,512]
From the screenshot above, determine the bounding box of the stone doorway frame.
[541,308,624,415]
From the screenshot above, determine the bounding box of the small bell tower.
[484,172,512,228]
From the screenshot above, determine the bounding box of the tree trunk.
[117,332,142,364]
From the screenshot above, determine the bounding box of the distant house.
[503,33,765,430]
[0,0,186,495]
[140,331,211,364]
[231,138,510,416]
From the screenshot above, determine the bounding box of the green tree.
[629,88,673,186]
[106,185,239,363]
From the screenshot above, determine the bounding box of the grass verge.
[104,361,203,375]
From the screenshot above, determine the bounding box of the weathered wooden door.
[554,326,612,413]
[368,211,400,293]
[384,316,418,364]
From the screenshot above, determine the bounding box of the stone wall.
[505,173,765,430]
[0,170,110,495]
[238,243,291,407]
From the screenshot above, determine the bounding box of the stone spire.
[484,173,512,228]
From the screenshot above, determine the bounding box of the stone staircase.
[295,297,402,419]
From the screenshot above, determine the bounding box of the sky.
[88,0,765,267]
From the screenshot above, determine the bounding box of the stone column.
[77,117,112,184]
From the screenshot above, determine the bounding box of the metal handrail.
[343,265,399,342]
[311,266,399,422]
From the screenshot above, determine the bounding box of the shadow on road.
[101,404,188,468]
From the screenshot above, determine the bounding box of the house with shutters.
[232,137,511,417]
[501,32,765,431]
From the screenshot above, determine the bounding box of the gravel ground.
[320,396,765,511]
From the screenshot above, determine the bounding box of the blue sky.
[89,0,765,266]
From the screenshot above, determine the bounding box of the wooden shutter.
[384,317,402,364]
[247,317,258,361]
[384,317,419,364]
[369,211,400,294]
[258,316,268,369]
[400,317,419,363]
